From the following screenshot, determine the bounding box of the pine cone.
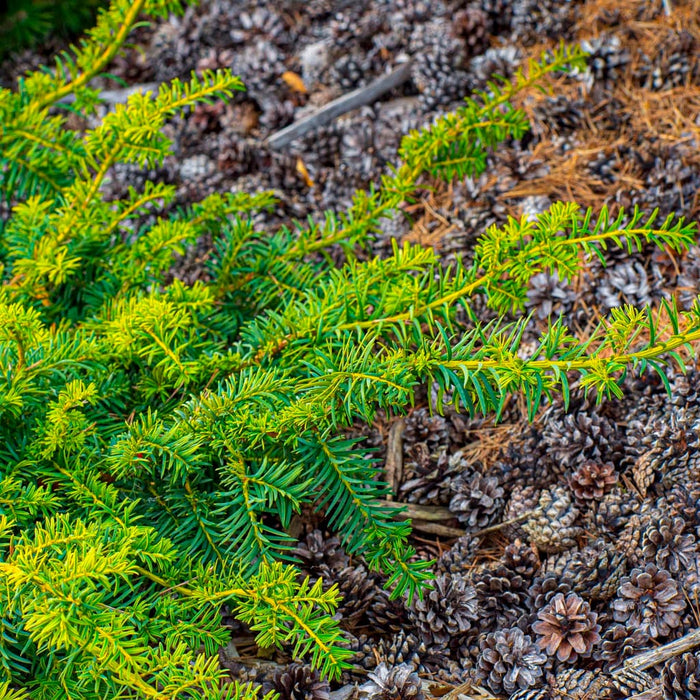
[365,587,409,636]
[273,664,330,700]
[548,669,613,700]
[358,663,424,700]
[475,627,547,695]
[610,666,656,696]
[472,563,531,631]
[452,7,489,57]
[435,534,479,576]
[595,623,649,669]
[293,530,349,577]
[503,539,540,579]
[612,563,686,639]
[662,652,700,700]
[532,592,601,663]
[641,516,696,574]
[523,486,582,553]
[449,472,504,531]
[569,461,618,500]
[332,565,378,629]
[408,572,478,647]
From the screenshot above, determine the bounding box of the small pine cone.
[610,666,656,696]
[403,407,450,449]
[529,572,572,611]
[330,54,366,90]
[333,565,378,629]
[472,563,531,630]
[503,539,540,579]
[541,410,621,474]
[612,563,686,639]
[475,628,547,695]
[452,7,489,57]
[588,488,637,537]
[449,472,504,531]
[358,663,424,700]
[641,516,696,574]
[568,542,628,602]
[595,623,649,669]
[662,652,700,700]
[435,534,479,576]
[569,461,618,500]
[617,514,644,562]
[503,484,542,539]
[399,446,452,505]
[548,669,613,700]
[365,588,409,636]
[376,631,449,675]
[294,530,349,576]
[523,487,582,554]
[510,690,549,700]
[533,592,601,663]
[408,572,478,647]
[272,664,330,700]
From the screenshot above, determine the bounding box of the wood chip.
[384,418,405,501]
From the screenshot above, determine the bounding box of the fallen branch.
[266,61,414,149]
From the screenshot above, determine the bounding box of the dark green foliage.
[0,0,106,59]
[0,2,699,698]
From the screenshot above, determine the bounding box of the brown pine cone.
[452,7,490,56]
[448,472,504,531]
[532,592,601,662]
[472,563,531,630]
[523,486,582,553]
[408,572,478,647]
[365,587,409,636]
[548,669,613,699]
[662,652,700,700]
[612,563,686,639]
[293,530,349,576]
[610,666,656,696]
[568,461,618,500]
[475,627,547,695]
[331,565,378,630]
[503,539,540,579]
[272,664,330,700]
[435,534,479,576]
[595,623,649,669]
[641,515,696,574]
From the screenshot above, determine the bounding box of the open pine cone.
[612,563,686,639]
[358,663,424,700]
[568,461,618,500]
[662,652,700,700]
[272,664,330,700]
[408,572,478,647]
[532,592,600,662]
[475,627,547,695]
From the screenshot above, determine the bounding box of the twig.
[384,418,405,501]
[266,61,414,149]
[378,500,453,522]
[471,510,539,538]
[410,520,465,538]
[619,626,700,672]
[662,0,673,16]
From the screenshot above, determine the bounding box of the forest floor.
[3,0,700,697]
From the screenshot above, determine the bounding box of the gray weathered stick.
[57,82,160,105]
[267,61,414,149]
[384,418,405,501]
[378,500,453,522]
[620,627,700,672]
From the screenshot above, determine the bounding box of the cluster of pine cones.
[223,362,700,699]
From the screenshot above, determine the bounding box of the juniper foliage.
[0,1,699,697]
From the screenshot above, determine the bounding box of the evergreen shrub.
[1,0,699,697]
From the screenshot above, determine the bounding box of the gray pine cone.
[475,627,547,695]
[358,663,424,700]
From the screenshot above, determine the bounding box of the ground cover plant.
[1,0,700,698]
